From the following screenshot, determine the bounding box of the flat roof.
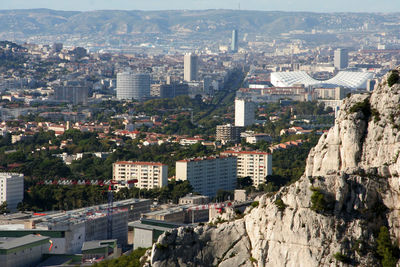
[0,234,49,250]
[82,239,116,251]
[0,224,25,231]
[129,221,171,232]
[114,161,166,166]
[222,150,271,155]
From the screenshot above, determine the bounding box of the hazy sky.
[1,0,399,12]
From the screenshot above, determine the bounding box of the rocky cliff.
[147,69,400,267]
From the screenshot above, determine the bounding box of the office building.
[216,124,243,144]
[334,48,348,70]
[0,173,24,211]
[113,161,168,190]
[231,29,238,53]
[235,98,255,127]
[221,151,272,187]
[116,71,150,100]
[184,53,198,82]
[176,156,237,197]
[160,83,189,98]
[54,86,88,105]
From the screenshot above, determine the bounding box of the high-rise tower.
[231,29,238,53]
[116,71,150,100]
[334,48,348,70]
[235,98,255,127]
[184,53,198,82]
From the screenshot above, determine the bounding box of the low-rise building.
[0,234,50,267]
[179,194,209,205]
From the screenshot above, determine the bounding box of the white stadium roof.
[270,71,374,89]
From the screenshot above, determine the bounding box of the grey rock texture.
[148,69,400,267]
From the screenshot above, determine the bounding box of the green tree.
[377,226,399,267]
[0,201,10,214]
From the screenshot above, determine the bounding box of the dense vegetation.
[387,70,399,87]
[93,247,148,267]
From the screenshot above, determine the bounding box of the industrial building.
[0,234,50,267]
[0,172,24,211]
[176,156,237,197]
[112,161,168,190]
[0,198,151,254]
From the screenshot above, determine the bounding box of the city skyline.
[1,0,400,13]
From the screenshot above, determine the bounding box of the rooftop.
[82,239,117,251]
[271,71,374,89]
[114,161,166,166]
[222,150,271,155]
[0,234,49,250]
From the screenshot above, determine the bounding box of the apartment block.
[176,156,237,197]
[113,161,168,189]
[0,173,24,211]
[216,124,243,144]
[221,151,272,187]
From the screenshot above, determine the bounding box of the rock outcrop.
[148,69,400,267]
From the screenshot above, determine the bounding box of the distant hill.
[0,9,399,38]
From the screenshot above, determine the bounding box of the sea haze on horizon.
[1,0,400,13]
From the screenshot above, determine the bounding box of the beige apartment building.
[221,151,272,187]
[176,156,237,197]
[112,161,168,189]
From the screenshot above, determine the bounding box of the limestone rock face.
[149,69,400,267]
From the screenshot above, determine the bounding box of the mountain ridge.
[0,9,399,37]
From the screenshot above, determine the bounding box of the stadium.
[270,71,374,89]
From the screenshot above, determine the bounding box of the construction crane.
[107,181,117,240]
[35,178,138,240]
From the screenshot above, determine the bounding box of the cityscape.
[0,2,400,267]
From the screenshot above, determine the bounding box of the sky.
[0,0,399,13]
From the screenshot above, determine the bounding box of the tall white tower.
[184,53,198,82]
[334,48,348,70]
[235,98,255,127]
[231,29,238,53]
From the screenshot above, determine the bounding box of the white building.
[235,98,255,127]
[184,53,198,82]
[176,156,237,197]
[221,151,272,187]
[0,173,24,211]
[334,48,348,70]
[270,71,373,89]
[116,71,150,100]
[113,161,168,189]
